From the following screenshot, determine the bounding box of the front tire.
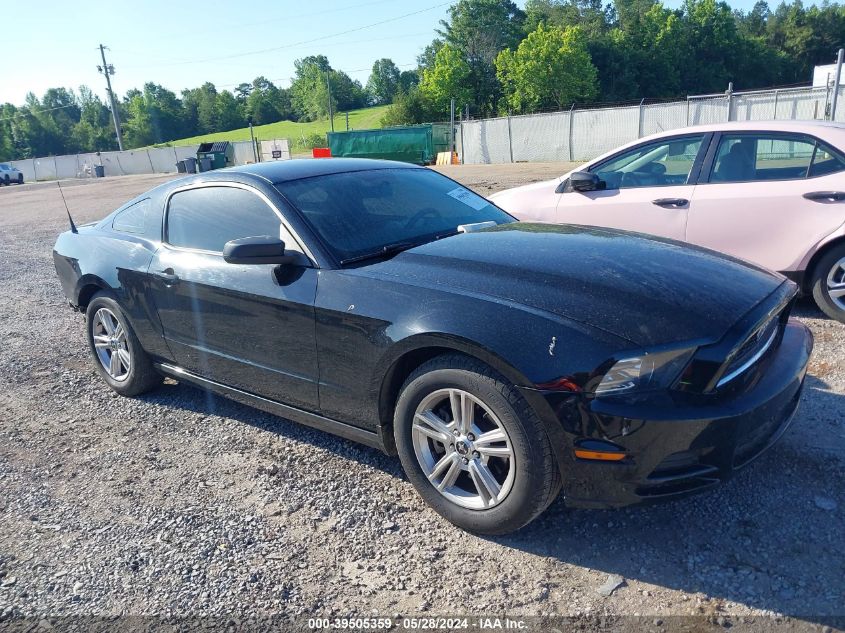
[394,354,561,535]
[85,292,162,396]
[16,174,23,184]
[811,245,845,324]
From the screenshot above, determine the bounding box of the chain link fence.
[8,139,290,183]
[460,85,845,165]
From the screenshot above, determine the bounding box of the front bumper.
[521,320,813,509]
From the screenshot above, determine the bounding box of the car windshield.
[276,168,514,263]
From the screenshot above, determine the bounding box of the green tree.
[496,24,598,111]
[290,56,336,121]
[366,58,401,105]
[437,0,526,114]
[245,77,283,125]
[216,90,244,131]
[419,43,473,116]
[181,82,218,135]
[381,87,438,126]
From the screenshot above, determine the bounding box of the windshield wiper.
[339,241,418,265]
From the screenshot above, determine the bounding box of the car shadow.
[138,370,843,624]
[492,373,845,624]
[137,380,403,478]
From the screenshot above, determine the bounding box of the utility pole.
[248,117,258,163]
[450,98,456,153]
[831,48,844,121]
[98,44,124,151]
[326,71,334,133]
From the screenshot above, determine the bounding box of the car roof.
[666,120,845,135]
[573,119,845,171]
[228,157,422,184]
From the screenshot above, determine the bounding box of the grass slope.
[159,105,390,151]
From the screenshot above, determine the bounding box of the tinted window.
[710,134,815,183]
[592,136,703,190]
[276,168,513,262]
[112,198,150,235]
[167,186,281,252]
[808,143,845,177]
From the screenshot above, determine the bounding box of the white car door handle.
[803,191,845,202]
[652,198,689,208]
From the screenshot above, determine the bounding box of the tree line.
[2,0,844,160]
[0,54,388,160]
[384,0,845,124]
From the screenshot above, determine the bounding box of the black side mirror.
[569,171,605,192]
[223,236,294,265]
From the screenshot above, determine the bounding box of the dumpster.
[327,124,450,165]
[196,141,233,171]
[176,160,186,173]
[183,156,197,174]
[93,165,105,178]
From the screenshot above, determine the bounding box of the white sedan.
[490,120,845,323]
[0,163,24,185]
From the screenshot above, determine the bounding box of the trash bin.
[94,165,105,178]
[183,157,197,174]
[196,141,233,171]
[176,160,186,173]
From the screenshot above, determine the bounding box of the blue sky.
[2,0,813,106]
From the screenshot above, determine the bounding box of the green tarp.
[328,124,451,165]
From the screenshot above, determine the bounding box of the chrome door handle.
[652,198,689,208]
[155,269,180,285]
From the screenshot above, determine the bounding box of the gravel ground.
[0,166,843,631]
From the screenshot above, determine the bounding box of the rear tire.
[810,245,845,324]
[85,292,162,396]
[394,354,561,535]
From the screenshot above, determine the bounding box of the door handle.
[652,198,689,208]
[803,191,845,202]
[155,269,180,285]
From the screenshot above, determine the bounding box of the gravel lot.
[0,166,843,631]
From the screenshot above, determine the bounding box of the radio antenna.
[57,181,78,233]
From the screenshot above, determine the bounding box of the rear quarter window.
[112,198,151,235]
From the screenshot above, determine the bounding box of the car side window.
[112,198,150,235]
[808,143,845,177]
[710,134,815,183]
[166,186,282,253]
[592,136,704,190]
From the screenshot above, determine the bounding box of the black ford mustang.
[53,159,813,534]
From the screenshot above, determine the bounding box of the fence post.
[726,82,734,122]
[506,113,514,163]
[568,103,575,162]
[53,156,58,181]
[33,158,38,182]
[459,113,465,164]
[773,89,779,120]
[637,98,645,138]
[686,99,690,125]
[146,150,155,173]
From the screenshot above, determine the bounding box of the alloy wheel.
[91,308,131,381]
[411,388,515,510]
[828,256,845,311]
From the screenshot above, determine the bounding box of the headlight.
[594,347,695,396]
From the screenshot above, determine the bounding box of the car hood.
[363,223,785,347]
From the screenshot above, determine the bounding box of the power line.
[117,32,431,70]
[134,2,449,68]
[0,103,79,122]
[135,0,403,46]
